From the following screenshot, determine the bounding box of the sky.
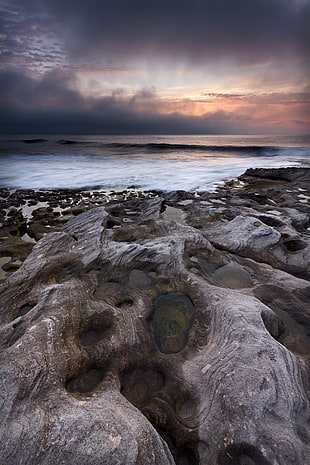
[0,0,309,134]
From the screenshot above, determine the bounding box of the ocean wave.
[105,142,276,152]
[0,137,308,160]
[23,138,48,144]
[16,138,304,155]
[103,142,309,158]
[57,139,78,145]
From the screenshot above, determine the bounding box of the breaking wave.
[0,134,309,190]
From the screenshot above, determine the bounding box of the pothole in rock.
[66,368,103,394]
[152,292,194,354]
[106,217,121,229]
[283,238,308,252]
[79,313,114,346]
[258,215,284,228]
[213,262,253,289]
[185,247,220,278]
[175,397,196,420]
[269,316,310,355]
[17,303,36,318]
[93,281,123,300]
[256,286,310,355]
[116,298,134,308]
[121,368,165,409]
[80,329,104,346]
[261,310,284,342]
[217,442,272,465]
[178,447,199,465]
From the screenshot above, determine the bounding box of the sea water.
[0,134,309,191]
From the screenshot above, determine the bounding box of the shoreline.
[0,166,309,280]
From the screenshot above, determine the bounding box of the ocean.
[0,134,309,192]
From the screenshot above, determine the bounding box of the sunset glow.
[0,0,309,134]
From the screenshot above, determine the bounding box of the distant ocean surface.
[0,134,309,192]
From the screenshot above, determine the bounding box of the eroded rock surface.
[0,168,310,464]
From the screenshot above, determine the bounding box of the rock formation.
[0,168,309,464]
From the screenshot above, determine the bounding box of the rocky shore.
[0,167,309,464]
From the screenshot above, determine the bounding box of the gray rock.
[0,195,309,465]
[206,215,281,253]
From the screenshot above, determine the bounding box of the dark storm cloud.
[0,69,84,107]
[0,68,264,134]
[0,104,256,135]
[3,0,310,65]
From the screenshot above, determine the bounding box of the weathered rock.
[0,185,309,464]
[205,214,310,278]
[244,166,310,183]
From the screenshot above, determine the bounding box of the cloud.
[201,91,310,105]
[0,68,84,107]
[0,68,308,135]
[2,0,309,69]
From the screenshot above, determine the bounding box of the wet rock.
[244,166,310,183]
[128,269,152,289]
[152,292,194,353]
[0,168,309,465]
[3,259,23,272]
[121,368,165,408]
[27,221,53,241]
[0,237,34,264]
[213,261,252,289]
[66,368,103,394]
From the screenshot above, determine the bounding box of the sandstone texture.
[0,167,309,464]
